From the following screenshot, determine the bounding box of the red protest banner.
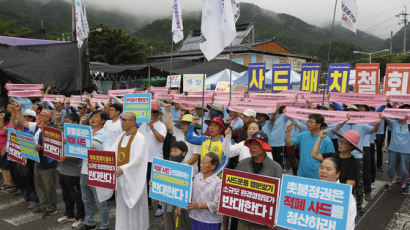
[355,63,380,94]
[218,169,280,227]
[8,132,27,165]
[42,126,63,161]
[87,150,116,190]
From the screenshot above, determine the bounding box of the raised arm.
[285,122,294,146]
[12,103,30,129]
[332,113,350,133]
[185,117,204,145]
[311,130,327,162]
[163,103,173,131]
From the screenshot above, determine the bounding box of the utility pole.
[390,31,393,54]
[396,6,408,53]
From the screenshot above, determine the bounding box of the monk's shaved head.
[124,112,136,122]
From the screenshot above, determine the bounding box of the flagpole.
[170,39,174,75]
[322,0,338,106]
[201,58,206,136]
[229,45,233,103]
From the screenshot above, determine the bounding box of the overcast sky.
[82,0,410,39]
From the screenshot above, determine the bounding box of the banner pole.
[322,0,338,106]
[201,58,206,136]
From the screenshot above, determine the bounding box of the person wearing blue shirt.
[285,113,335,179]
[383,115,410,195]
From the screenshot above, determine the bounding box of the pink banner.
[330,92,386,106]
[248,92,295,101]
[5,83,43,90]
[214,91,244,97]
[43,94,65,102]
[382,109,410,124]
[188,90,214,96]
[285,107,381,124]
[108,89,135,97]
[388,94,410,104]
[91,94,110,105]
[150,86,168,92]
[173,94,212,108]
[69,95,87,107]
[8,90,42,97]
[154,92,174,101]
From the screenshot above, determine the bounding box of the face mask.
[169,155,184,163]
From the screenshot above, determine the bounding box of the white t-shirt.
[28,122,41,144]
[172,126,201,175]
[139,121,167,162]
[104,119,123,146]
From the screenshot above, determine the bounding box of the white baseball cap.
[242,109,256,118]
[23,109,36,118]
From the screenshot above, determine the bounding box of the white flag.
[341,0,358,33]
[172,0,184,43]
[200,0,239,61]
[75,0,89,48]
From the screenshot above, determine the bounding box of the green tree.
[88,24,149,65]
[0,17,31,36]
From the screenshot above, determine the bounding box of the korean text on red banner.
[43,126,63,161]
[87,150,116,190]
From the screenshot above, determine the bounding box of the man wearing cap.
[232,109,256,144]
[52,98,66,127]
[139,102,167,216]
[77,103,90,125]
[193,104,209,134]
[236,131,282,229]
[186,116,229,176]
[164,104,200,175]
[11,103,58,219]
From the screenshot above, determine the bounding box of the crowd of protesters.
[0,88,409,230]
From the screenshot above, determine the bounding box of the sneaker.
[154,208,163,217]
[78,224,96,230]
[71,219,85,228]
[384,183,392,191]
[27,202,37,209]
[401,186,409,195]
[371,183,375,189]
[57,216,75,223]
[42,210,58,219]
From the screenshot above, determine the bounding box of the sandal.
[0,184,11,190]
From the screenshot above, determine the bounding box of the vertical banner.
[183,74,205,92]
[355,63,380,94]
[248,63,266,92]
[218,169,280,226]
[300,63,321,93]
[167,75,182,88]
[123,93,152,123]
[87,150,116,190]
[384,63,410,95]
[277,175,352,230]
[15,130,40,162]
[272,64,291,93]
[64,123,92,159]
[7,130,26,165]
[149,158,193,209]
[43,126,63,161]
[327,63,351,93]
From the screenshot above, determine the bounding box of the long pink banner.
[8,90,42,97]
[43,94,65,102]
[285,107,381,124]
[5,83,43,90]
[382,109,410,124]
[108,89,135,97]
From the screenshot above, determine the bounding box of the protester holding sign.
[285,114,335,179]
[12,103,58,218]
[318,157,357,230]
[0,110,14,190]
[188,152,222,230]
[56,112,85,228]
[235,131,282,229]
[80,110,110,230]
[110,112,149,230]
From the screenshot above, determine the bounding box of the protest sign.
[15,130,39,162]
[149,158,193,209]
[108,88,135,97]
[215,82,231,92]
[355,63,380,94]
[64,123,92,159]
[7,130,26,165]
[167,75,182,88]
[384,63,410,95]
[42,126,63,161]
[43,94,65,103]
[183,74,204,92]
[87,150,116,190]
[91,94,110,105]
[277,175,352,230]
[69,95,87,107]
[5,83,43,90]
[8,90,42,97]
[218,169,280,226]
[123,93,151,123]
[272,64,291,93]
[300,63,321,93]
[327,64,350,93]
[248,63,266,92]
[382,109,410,124]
